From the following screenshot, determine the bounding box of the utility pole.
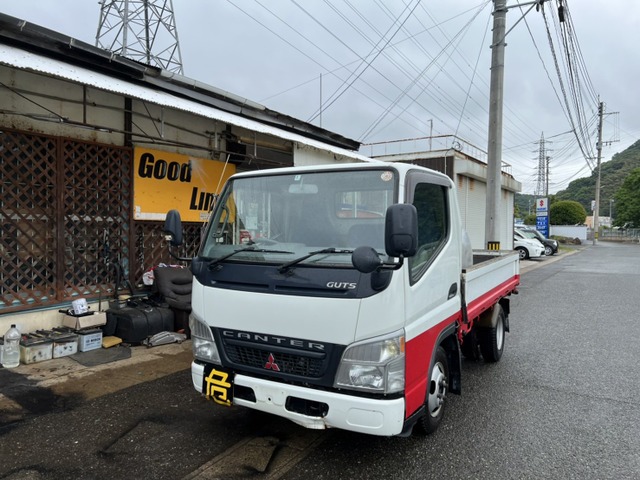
[546,155,550,196]
[319,74,323,128]
[485,0,507,251]
[485,0,548,250]
[592,100,604,245]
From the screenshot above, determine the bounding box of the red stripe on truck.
[465,274,520,322]
[404,313,459,419]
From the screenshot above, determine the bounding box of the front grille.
[225,344,323,377]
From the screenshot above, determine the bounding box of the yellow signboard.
[133,148,235,222]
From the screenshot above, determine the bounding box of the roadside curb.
[519,245,585,274]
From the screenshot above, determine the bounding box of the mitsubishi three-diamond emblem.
[264,353,281,371]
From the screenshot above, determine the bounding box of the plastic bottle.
[2,324,21,368]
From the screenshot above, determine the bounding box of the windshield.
[517,229,537,240]
[200,168,397,267]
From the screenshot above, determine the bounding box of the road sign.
[536,198,548,214]
[536,215,549,237]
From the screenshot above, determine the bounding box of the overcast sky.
[2,1,638,195]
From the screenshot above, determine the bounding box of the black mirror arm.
[167,243,192,263]
[379,255,405,271]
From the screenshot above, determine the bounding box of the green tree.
[613,167,640,227]
[550,200,587,225]
[523,214,537,225]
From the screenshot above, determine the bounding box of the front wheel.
[544,245,553,256]
[479,305,506,362]
[515,247,529,260]
[418,346,449,435]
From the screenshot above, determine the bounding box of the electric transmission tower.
[96,0,184,74]
[534,133,552,197]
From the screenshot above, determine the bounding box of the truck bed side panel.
[465,275,520,322]
[463,251,520,307]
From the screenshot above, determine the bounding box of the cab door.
[402,171,462,417]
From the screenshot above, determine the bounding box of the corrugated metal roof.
[0,43,375,162]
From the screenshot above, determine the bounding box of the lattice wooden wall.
[1,130,58,311]
[132,221,201,286]
[60,138,133,302]
[1,129,201,313]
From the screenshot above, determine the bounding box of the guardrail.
[600,228,640,240]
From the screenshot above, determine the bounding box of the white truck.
[164,161,520,437]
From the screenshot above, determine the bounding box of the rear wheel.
[479,305,506,362]
[419,346,449,434]
[516,247,529,260]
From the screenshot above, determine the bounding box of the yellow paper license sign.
[203,365,233,406]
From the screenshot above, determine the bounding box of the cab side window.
[409,182,448,282]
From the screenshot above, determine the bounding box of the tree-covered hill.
[516,139,640,217]
[553,139,640,214]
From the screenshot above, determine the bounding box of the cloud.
[2,0,638,194]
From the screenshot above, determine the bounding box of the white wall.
[293,143,360,166]
[550,225,587,242]
[456,174,515,250]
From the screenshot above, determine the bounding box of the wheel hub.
[496,316,504,351]
[428,362,447,417]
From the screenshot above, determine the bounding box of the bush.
[550,200,587,225]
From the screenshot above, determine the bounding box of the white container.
[2,324,21,368]
[51,333,78,358]
[20,336,53,365]
[71,298,89,315]
[77,329,103,352]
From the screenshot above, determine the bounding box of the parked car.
[514,230,545,260]
[516,226,558,256]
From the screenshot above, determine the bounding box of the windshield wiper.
[278,247,353,273]
[208,246,293,270]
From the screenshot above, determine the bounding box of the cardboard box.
[77,329,103,352]
[20,336,53,364]
[62,311,107,330]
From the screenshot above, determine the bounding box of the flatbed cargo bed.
[463,250,520,321]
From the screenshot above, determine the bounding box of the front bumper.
[192,361,406,436]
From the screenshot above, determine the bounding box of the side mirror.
[385,204,418,257]
[164,209,183,247]
[352,246,382,274]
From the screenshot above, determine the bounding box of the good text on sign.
[133,148,235,222]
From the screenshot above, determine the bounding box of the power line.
[303,0,423,123]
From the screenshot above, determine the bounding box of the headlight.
[334,331,405,394]
[189,313,221,364]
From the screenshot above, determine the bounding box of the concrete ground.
[0,339,193,426]
[0,244,583,426]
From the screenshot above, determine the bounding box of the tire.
[479,305,506,362]
[515,247,529,260]
[418,346,449,435]
[544,245,553,256]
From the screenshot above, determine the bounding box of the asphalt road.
[1,243,639,480]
